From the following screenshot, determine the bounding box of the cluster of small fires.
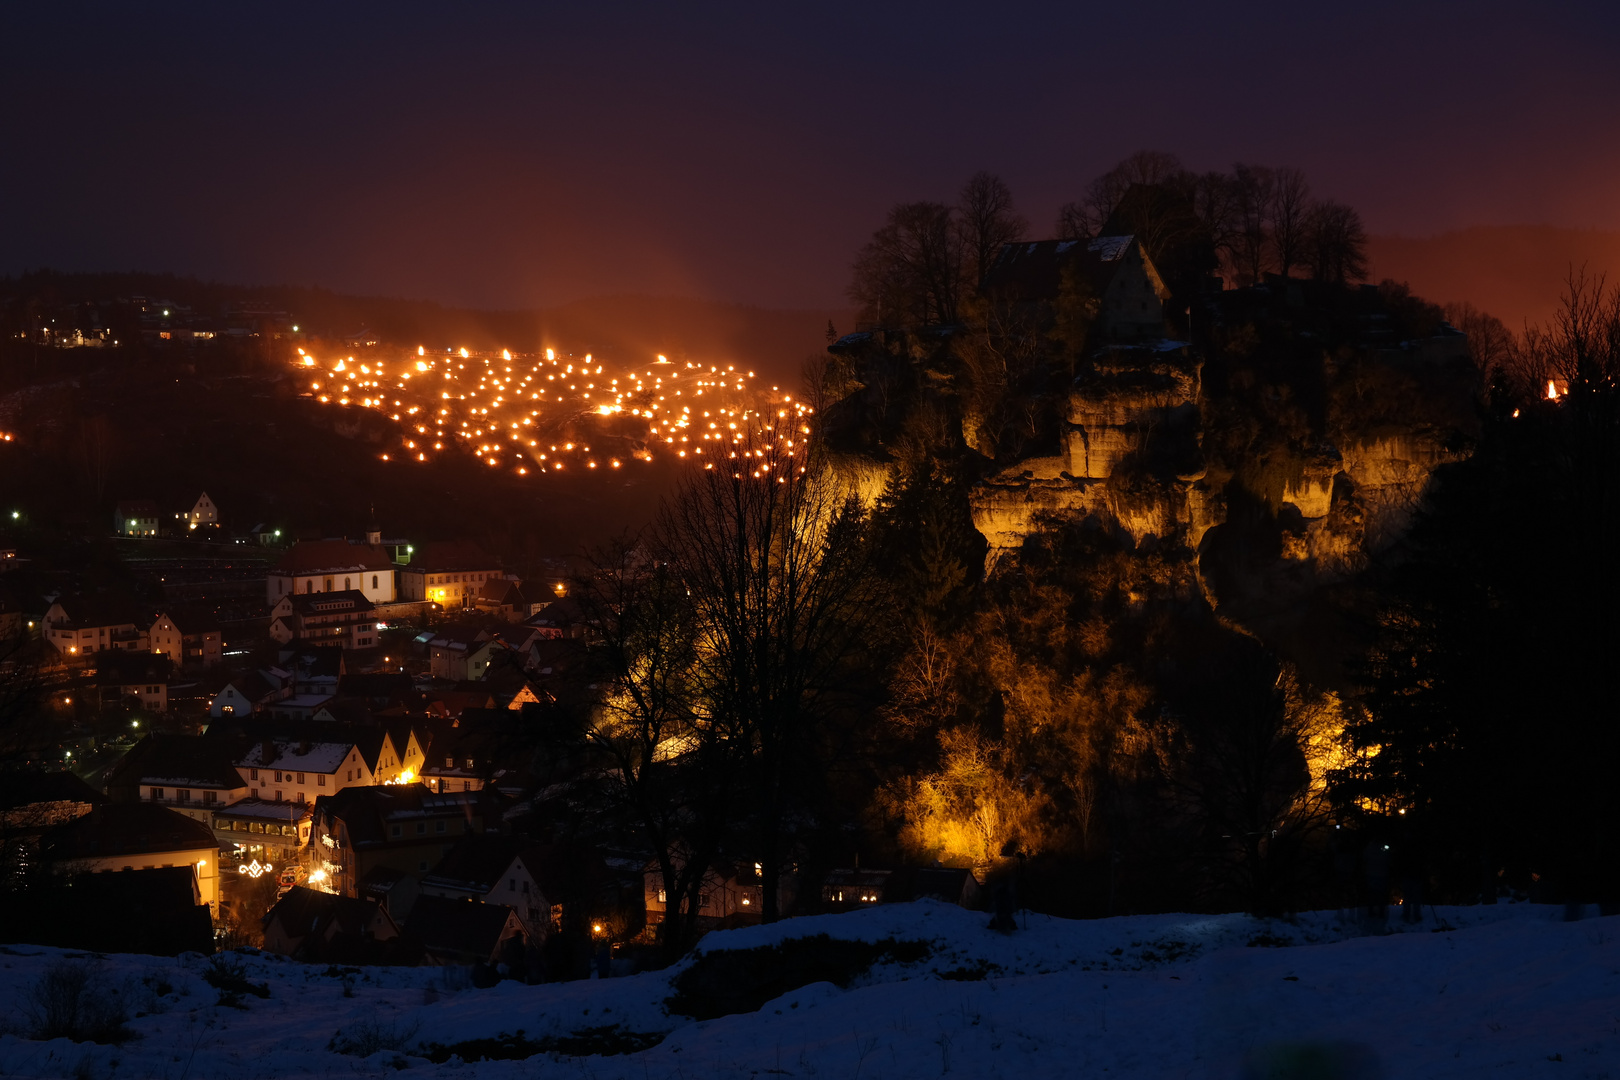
[296,344,809,477]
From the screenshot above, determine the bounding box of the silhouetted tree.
[1303,201,1368,284]
[1231,163,1275,286]
[660,414,882,920]
[1336,274,1620,905]
[956,172,1028,293]
[1269,168,1312,278]
[567,538,736,961]
[849,202,961,326]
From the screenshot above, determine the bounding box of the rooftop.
[274,539,393,575]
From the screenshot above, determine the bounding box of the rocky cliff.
[970,341,1476,590]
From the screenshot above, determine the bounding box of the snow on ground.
[1,902,1616,1079]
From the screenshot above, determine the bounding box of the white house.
[209,668,292,718]
[235,738,375,805]
[180,492,218,530]
[267,538,396,606]
[42,594,144,661]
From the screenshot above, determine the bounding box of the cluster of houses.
[5,529,981,969]
[22,295,301,351]
[115,491,221,538]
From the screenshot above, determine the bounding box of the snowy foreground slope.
[2,902,1617,1079]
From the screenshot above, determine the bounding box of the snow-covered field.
[1,902,1616,1079]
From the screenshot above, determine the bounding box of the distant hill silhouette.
[0,270,850,387]
[1367,226,1620,331]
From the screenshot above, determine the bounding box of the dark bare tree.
[660,412,880,920]
[1444,301,1518,387]
[567,539,737,961]
[1231,163,1275,286]
[1303,200,1368,285]
[1082,150,1184,232]
[1188,171,1243,270]
[1269,168,1312,278]
[849,202,962,326]
[956,172,1028,293]
[1055,201,1091,241]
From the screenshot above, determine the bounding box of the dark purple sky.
[5,2,1619,310]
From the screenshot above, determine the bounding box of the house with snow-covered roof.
[104,733,250,825]
[235,737,374,806]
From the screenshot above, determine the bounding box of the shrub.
[25,960,134,1045]
[665,935,931,1020]
[419,1026,664,1064]
[202,954,269,999]
[330,1016,422,1057]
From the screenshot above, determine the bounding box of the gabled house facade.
[981,233,1171,342]
[262,885,400,960]
[428,632,492,681]
[210,668,292,718]
[42,594,143,662]
[96,651,173,714]
[418,834,547,937]
[181,491,218,529]
[149,608,223,671]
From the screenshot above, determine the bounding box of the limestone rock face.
[829,454,894,510]
[1283,449,1344,520]
[1340,430,1469,551]
[970,469,1109,554]
[971,346,1206,556]
[967,344,1474,592]
[1066,352,1201,479]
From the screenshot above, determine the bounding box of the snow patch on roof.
[1088,234,1133,261]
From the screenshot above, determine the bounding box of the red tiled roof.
[274,539,393,575]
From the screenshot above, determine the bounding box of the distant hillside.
[1367,226,1620,331]
[0,271,850,387]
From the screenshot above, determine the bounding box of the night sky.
[5,2,1619,310]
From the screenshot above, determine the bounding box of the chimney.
[261,739,277,766]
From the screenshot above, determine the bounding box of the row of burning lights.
[297,344,810,476]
